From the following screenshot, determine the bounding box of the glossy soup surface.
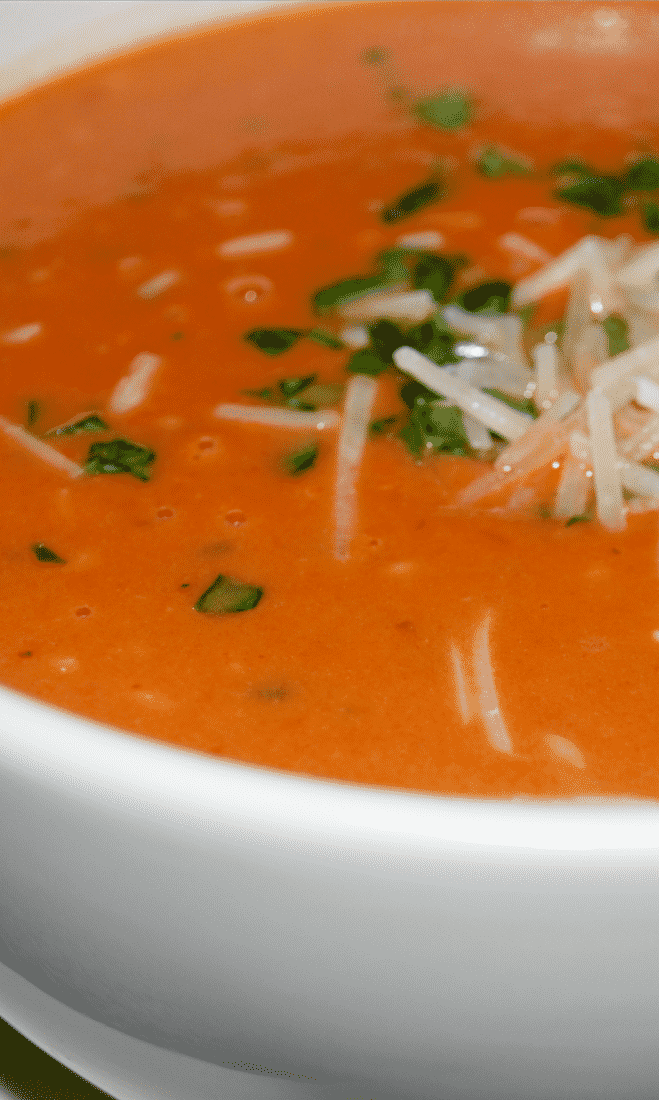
[1,1,658,797]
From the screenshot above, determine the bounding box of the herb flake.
[194,574,263,615]
[602,315,630,358]
[413,90,472,130]
[46,413,109,437]
[642,201,659,235]
[476,145,530,179]
[245,328,304,355]
[84,438,156,481]
[31,543,66,563]
[458,280,512,315]
[627,157,659,191]
[282,441,318,476]
[381,177,444,223]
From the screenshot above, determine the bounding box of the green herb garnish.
[279,374,317,399]
[407,317,460,366]
[458,280,512,315]
[194,574,263,614]
[400,403,469,457]
[293,382,344,407]
[400,379,442,409]
[554,170,626,217]
[46,413,109,437]
[242,387,275,400]
[346,347,390,376]
[381,176,444,223]
[361,47,388,65]
[412,90,472,130]
[245,328,304,355]
[368,319,407,364]
[602,315,630,358]
[642,201,659,235]
[565,514,592,527]
[26,401,40,428]
[307,328,343,349]
[84,439,155,481]
[31,543,65,563]
[627,157,659,191]
[171,331,184,341]
[312,273,392,314]
[476,146,531,179]
[282,441,318,476]
[411,252,455,302]
[370,415,399,435]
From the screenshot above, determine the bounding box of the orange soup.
[1,1,659,798]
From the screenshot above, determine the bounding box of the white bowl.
[1,4,659,1099]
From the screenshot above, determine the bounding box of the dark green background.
[0,1015,109,1100]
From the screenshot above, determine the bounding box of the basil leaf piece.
[551,159,591,178]
[602,314,630,358]
[245,328,304,355]
[400,379,443,409]
[482,388,538,418]
[279,374,317,399]
[361,47,388,65]
[307,328,343,350]
[368,319,407,364]
[46,413,109,437]
[400,403,469,457]
[555,174,626,217]
[26,401,40,428]
[194,574,263,615]
[346,348,389,376]
[381,177,444,223]
[476,146,531,180]
[312,273,391,314]
[413,91,471,130]
[407,318,460,366]
[516,303,537,327]
[378,247,415,282]
[642,201,659,235]
[411,253,454,302]
[370,415,399,435]
[31,543,65,563]
[293,382,344,408]
[282,441,318,475]
[458,280,512,315]
[626,158,659,191]
[565,514,591,527]
[84,438,156,481]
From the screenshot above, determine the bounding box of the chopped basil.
[368,319,407,364]
[378,247,414,282]
[552,159,591,177]
[400,379,443,409]
[26,401,40,428]
[312,272,392,314]
[554,172,626,217]
[346,347,390,376]
[476,146,530,179]
[370,414,399,435]
[245,328,304,355]
[400,403,469,457]
[194,574,263,614]
[31,543,65,563]
[482,388,538,418]
[171,331,184,341]
[282,441,318,475]
[407,318,460,366]
[84,438,156,481]
[516,303,537,327]
[565,514,591,527]
[412,90,472,130]
[293,382,344,408]
[411,252,455,302]
[307,328,343,349]
[279,374,317,399]
[458,280,512,314]
[381,176,444,223]
[602,314,630,358]
[46,413,109,437]
[642,201,659,235]
[626,157,659,191]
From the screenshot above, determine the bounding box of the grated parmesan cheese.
[0,416,84,478]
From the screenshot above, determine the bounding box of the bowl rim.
[1,0,658,855]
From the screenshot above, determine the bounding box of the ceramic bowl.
[1,4,659,1099]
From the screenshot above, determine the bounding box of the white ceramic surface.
[1,3,659,1099]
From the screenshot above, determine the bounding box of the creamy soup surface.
[1,1,659,797]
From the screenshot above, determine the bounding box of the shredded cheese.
[217,230,294,257]
[215,405,339,430]
[108,353,162,415]
[333,375,377,561]
[0,416,84,478]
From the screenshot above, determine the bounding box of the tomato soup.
[1,1,659,798]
